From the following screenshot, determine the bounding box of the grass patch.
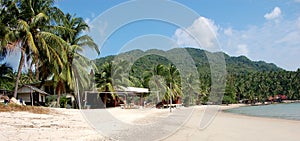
[0,103,52,114]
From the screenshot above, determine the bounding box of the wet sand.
[164,105,300,141]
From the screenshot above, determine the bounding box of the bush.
[45,95,70,108]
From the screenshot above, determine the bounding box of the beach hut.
[17,85,50,106]
[83,86,150,109]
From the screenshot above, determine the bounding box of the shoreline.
[1,104,300,141]
[221,102,300,121]
[165,105,300,141]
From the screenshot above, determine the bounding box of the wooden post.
[140,94,143,106]
[30,91,33,106]
[170,83,172,112]
[157,91,159,104]
[114,97,117,107]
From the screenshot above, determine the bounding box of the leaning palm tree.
[0,0,19,60]
[59,13,99,88]
[55,13,99,108]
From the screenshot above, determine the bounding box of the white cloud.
[173,15,300,70]
[236,44,249,56]
[297,17,300,29]
[295,0,300,3]
[174,13,300,70]
[275,31,300,46]
[264,7,281,20]
[173,17,219,51]
[221,16,300,71]
[85,18,91,25]
[6,49,21,71]
[224,28,233,36]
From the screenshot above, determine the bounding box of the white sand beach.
[1,105,300,141]
[0,108,105,141]
[165,105,300,141]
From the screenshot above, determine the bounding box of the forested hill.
[94,47,283,74]
[94,48,300,104]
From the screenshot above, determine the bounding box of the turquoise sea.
[225,103,300,121]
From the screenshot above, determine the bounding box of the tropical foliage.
[94,62,115,108]
[1,0,299,109]
[95,48,300,105]
[0,0,99,107]
[0,63,14,90]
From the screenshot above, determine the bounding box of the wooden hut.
[17,85,49,106]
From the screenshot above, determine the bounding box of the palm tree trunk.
[13,50,25,98]
[56,81,62,108]
[29,62,33,81]
[104,93,107,108]
[35,54,39,80]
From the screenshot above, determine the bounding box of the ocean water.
[225,103,300,121]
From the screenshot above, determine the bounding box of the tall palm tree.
[0,0,36,97]
[54,13,99,107]
[164,64,182,102]
[143,64,165,88]
[182,74,200,106]
[0,0,69,98]
[143,64,167,98]
[144,64,182,103]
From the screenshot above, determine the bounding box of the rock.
[10,97,22,106]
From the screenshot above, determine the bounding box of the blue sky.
[6,0,300,71]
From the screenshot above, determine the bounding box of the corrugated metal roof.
[126,87,149,93]
[18,85,50,95]
[113,86,149,93]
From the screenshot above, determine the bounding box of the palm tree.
[54,13,99,107]
[112,60,134,87]
[164,64,182,102]
[0,0,69,98]
[140,64,166,104]
[0,0,19,58]
[143,64,166,88]
[95,62,115,108]
[1,0,99,108]
[0,63,14,90]
[143,64,182,104]
[182,74,200,106]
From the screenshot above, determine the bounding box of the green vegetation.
[0,0,99,107]
[1,0,299,108]
[0,63,14,90]
[95,48,300,105]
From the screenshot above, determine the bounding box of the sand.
[0,108,105,141]
[164,105,300,141]
[1,105,300,141]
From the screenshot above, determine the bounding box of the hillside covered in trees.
[94,48,300,105]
